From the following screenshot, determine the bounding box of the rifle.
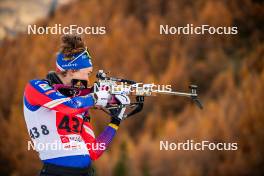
[93,70,203,118]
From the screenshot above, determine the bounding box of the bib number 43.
[57,115,82,135]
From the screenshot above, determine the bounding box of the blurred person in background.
[23,34,129,176]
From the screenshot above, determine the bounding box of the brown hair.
[60,34,86,56]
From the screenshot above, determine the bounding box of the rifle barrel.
[152,90,197,97]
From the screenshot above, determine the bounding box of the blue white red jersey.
[23,79,118,168]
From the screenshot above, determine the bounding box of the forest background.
[0,0,263,175]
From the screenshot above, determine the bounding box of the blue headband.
[56,49,92,71]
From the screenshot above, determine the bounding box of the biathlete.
[23,34,129,176]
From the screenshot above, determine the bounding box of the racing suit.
[23,73,118,175]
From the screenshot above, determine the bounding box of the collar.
[45,71,63,85]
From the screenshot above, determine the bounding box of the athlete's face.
[68,67,93,84]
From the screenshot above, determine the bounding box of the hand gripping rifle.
[93,70,203,119]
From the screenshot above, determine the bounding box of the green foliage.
[113,142,128,176]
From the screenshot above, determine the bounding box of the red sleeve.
[24,79,94,116]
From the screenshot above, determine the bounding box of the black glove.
[109,95,130,125]
[110,108,123,125]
